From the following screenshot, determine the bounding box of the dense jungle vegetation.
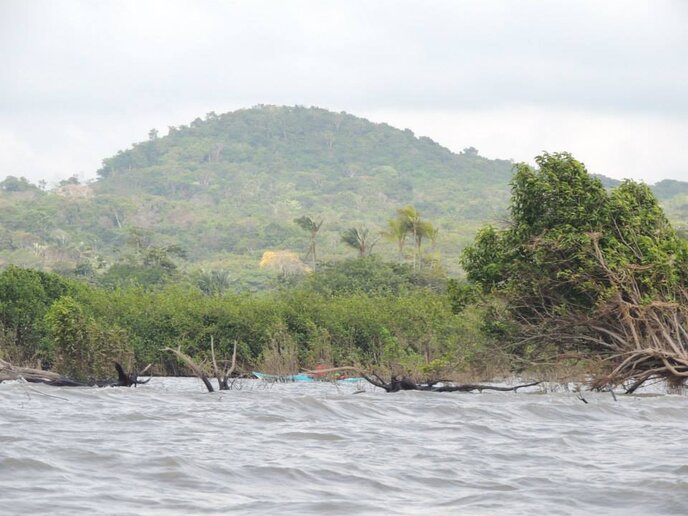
[2,105,686,291]
[1,153,686,387]
[0,106,515,288]
[1,107,687,387]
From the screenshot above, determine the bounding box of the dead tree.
[211,336,237,390]
[163,338,237,393]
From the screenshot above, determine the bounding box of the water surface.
[1,378,687,515]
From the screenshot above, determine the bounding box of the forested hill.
[0,105,686,287]
[94,105,514,233]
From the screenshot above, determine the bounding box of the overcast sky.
[1,0,687,185]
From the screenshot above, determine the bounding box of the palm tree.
[414,221,438,270]
[196,269,231,296]
[341,227,379,257]
[294,216,323,270]
[391,206,437,270]
[396,206,423,270]
[382,218,409,263]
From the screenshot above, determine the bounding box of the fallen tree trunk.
[0,359,88,386]
[0,359,151,388]
[302,367,540,393]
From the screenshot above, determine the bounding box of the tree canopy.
[460,152,688,389]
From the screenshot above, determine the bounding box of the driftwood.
[0,359,152,388]
[0,359,87,386]
[302,367,540,393]
[163,339,237,393]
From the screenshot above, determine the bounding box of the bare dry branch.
[163,347,214,392]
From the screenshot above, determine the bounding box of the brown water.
[1,378,687,515]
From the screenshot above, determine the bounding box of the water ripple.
[1,378,688,514]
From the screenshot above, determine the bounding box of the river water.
[1,377,687,515]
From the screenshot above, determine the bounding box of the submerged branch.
[163,347,214,392]
[303,366,540,393]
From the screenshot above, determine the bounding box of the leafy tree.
[300,256,447,296]
[461,152,688,386]
[0,266,72,363]
[0,176,38,192]
[143,245,187,271]
[58,175,80,187]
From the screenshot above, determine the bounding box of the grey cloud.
[0,0,686,182]
[1,0,686,116]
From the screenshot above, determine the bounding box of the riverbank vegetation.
[0,258,501,382]
[460,152,688,391]
[1,151,687,392]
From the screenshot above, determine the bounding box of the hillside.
[94,106,516,253]
[0,105,686,287]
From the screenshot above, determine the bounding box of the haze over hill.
[1,105,687,287]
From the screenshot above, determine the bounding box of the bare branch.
[163,347,214,392]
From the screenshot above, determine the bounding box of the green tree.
[461,152,688,387]
[0,266,72,363]
[394,206,435,270]
[45,296,95,379]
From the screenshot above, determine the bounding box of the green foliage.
[462,152,688,356]
[509,153,608,239]
[460,226,507,290]
[45,296,95,379]
[0,257,505,379]
[300,256,446,296]
[0,266,73,363]
[45,296,132,380]
[446,279,478,314]
[340,226,378,257]
[97,263,171,289]
[0,176,39,193]
[0,106,517,280]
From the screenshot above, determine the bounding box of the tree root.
[591,349,688,394]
